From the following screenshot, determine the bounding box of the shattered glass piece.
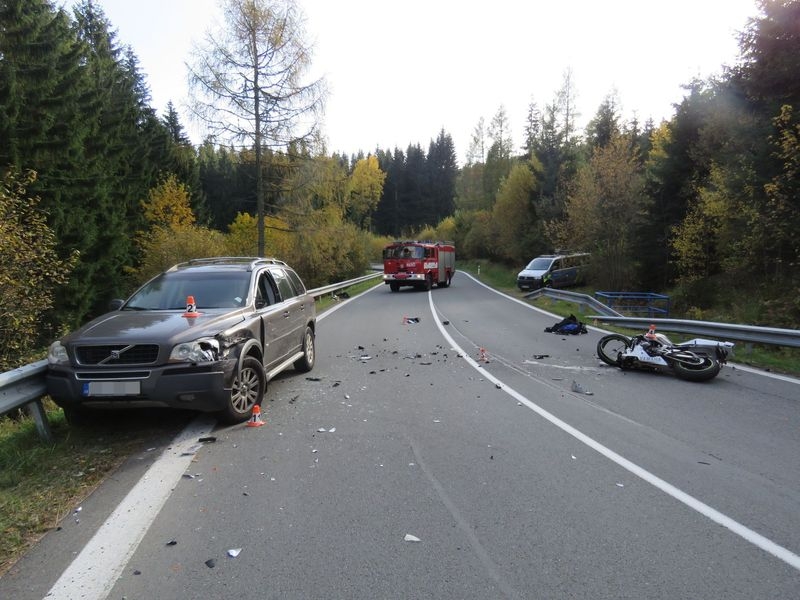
[227,548,242,558]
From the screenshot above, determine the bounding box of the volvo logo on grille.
[110,350,122,360]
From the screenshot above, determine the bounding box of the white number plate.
[82,381,141,396]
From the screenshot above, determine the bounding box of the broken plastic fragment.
[227,548,242,558]
[404,534,421,542]
[181,443,203,456]
[571,380,594,395]
[205,559,216,568]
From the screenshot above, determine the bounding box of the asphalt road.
[3,273,799,599]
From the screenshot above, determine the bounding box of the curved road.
[3,272,799,599]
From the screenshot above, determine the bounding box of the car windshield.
[526,257,554,270]
[124,271,251,310]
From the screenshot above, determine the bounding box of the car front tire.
[220,356,265,424]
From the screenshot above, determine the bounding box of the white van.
[517,252,590,291]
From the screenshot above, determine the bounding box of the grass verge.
[0,401,191,577]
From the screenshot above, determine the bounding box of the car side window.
[285,269,306,295]
[270,268,296,302]
[256,272,277,309]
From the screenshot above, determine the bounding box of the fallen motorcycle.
[596,326,735,382]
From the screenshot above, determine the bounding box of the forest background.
[1,0,799,373]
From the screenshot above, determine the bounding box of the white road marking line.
[428,290,800,572]
[44,415,217,600]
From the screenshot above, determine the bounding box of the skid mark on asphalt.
[405,435,521,600]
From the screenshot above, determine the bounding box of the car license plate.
[82,381,141,396]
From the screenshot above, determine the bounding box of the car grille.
[76,344,160,366]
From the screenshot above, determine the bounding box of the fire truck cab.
[382,240,455,292]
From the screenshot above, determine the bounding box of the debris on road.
[404,534,421,542]
[227,548,242,558]
[205,559,216,568]
[571,380,594,395]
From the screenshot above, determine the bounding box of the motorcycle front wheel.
[597,334,631,366]
[672,354,721,382]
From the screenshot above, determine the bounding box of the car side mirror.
[109,299,124,311]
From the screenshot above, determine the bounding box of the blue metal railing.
[594,291,670,318]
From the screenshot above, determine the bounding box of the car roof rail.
[169,257,288,272]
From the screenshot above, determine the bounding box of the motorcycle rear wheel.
[597,334,631,366]
[672,355,721,382]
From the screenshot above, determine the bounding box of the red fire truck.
[382,240,455,291]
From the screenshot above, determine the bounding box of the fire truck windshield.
[387,246,423,259]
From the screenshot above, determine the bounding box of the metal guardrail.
[0,360,53,442]
[0,272,384,441]
[585,316,800,348]
[306,272,383,298]
[527,288,800,348]
[525,287,624,317]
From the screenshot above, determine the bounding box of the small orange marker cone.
[246,404,265,427]
[183,295,202,318]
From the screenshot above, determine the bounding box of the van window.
[526,257,554,270]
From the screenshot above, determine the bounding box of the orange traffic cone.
[183,295,201,318]
[246,404,265,427]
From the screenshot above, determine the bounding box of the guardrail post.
[26,399,54,444]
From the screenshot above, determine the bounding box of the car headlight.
[48,341,69,365]
[169,338,220,362]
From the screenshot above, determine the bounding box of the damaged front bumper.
[46,358,238,413]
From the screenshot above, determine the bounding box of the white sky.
[62,0,760,164]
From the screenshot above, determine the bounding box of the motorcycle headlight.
[169,338,220,362]
[48,341,69,365]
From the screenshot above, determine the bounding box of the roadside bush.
[0,170,77,371]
